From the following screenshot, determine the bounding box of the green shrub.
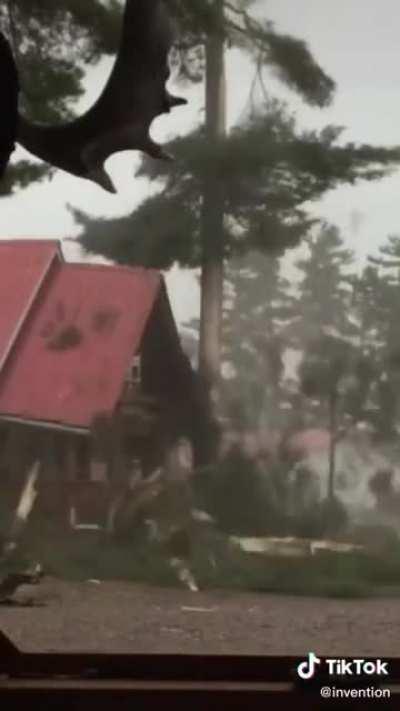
[290,496,348,539]
[194,449,288,537]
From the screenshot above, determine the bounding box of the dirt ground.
[1,578,400,656]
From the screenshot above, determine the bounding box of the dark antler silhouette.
[17,0,187,193]
[0,31,19,179]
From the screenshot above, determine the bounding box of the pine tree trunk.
[327,390,337,502]
[198,1,226,419]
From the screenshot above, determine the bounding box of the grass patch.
[11,525,177,587]
[5,516,400,599]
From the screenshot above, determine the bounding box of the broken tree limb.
[2,460,40,559]
[0,563,44,604]
[169,556,198,593]
[106,467,164,534]
[229,535,365,557]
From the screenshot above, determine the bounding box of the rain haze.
[4,0,400,663]
[1,0,400,325]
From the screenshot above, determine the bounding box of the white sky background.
[1,0,400,326]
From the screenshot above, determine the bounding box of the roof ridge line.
[64,261,161,277]
[0,249,61,375]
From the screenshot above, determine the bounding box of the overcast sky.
[1,0,400,326]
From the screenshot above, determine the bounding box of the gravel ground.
[1,578,400,656]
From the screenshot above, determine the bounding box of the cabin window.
[90,460,108,483]
[128,457,142,489]
[0,426,10,478]
[76,437,90,481]
[52,432,67,475]
[126,354,141,386]
[0,425,8,450]
[69,506,103,531]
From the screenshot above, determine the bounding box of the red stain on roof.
[0,241,161,429]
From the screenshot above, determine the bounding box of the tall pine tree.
[221,250,294,429]
[363,237,400,438]
[293,224,356,347]
[75,1,400,429]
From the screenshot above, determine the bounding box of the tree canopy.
[74,105,400,266]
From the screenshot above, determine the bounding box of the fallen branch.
[0,563,44,605]
[230,535,365,557]
[2,460,40,559]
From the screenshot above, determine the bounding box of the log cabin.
[0,240,206,531]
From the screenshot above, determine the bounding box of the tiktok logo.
[297,652,321,679]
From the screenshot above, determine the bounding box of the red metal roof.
[0,240,59,370]
[0,241,161,429]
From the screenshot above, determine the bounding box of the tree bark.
[198,0,226,420]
